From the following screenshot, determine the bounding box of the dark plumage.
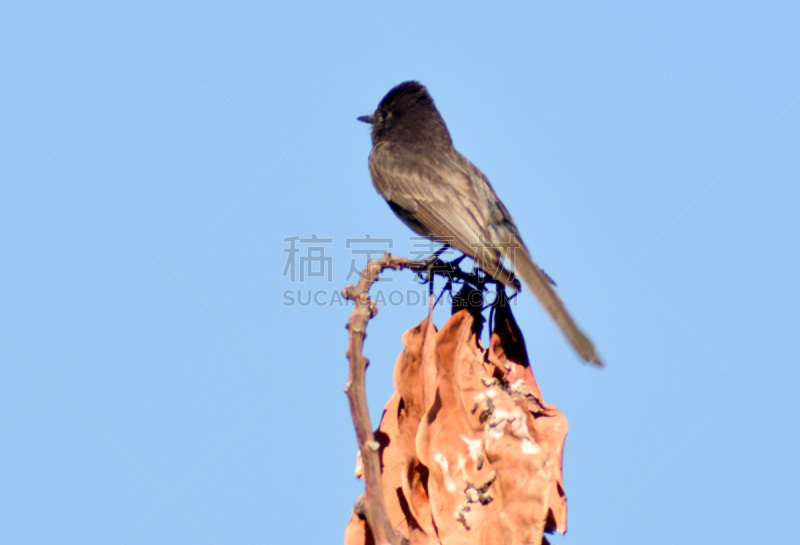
[359,81,602,366]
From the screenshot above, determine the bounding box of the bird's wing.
[368,141,488,259]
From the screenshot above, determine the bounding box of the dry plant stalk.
[344,255,568,545]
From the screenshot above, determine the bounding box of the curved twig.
[343,255,418,545]
[343,253,497,544]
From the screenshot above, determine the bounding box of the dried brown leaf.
[348,304,568,545]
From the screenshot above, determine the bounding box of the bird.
[358,81,602,366]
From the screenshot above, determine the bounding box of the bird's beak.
[357,114,376,124]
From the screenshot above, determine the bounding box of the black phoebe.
[358,81,602,366]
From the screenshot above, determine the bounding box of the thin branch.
[343,253,507,544]
[343,255,421,545]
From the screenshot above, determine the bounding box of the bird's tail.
[510,247,603,366]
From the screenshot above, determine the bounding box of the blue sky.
[2,1,799,544]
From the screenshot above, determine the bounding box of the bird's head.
[358,81,450,145]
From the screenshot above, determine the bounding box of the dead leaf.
[347,304,568,545]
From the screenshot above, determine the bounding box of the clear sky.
[2,1,799,544]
